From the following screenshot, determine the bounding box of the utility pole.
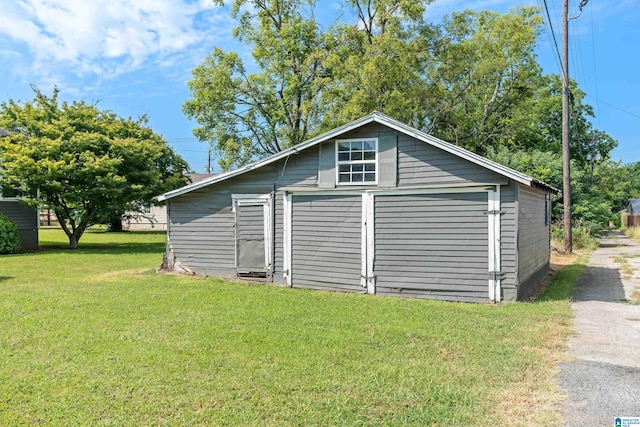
[205,147,212,174]
[562,0,572,253]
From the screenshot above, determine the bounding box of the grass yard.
[0,229,577,426]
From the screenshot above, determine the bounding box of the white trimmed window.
[336,138,378,185]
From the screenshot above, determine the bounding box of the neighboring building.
[1,130,39,250]
[124,204,169,231]
[124,174,215,230]
[157,112,557,303]
[626,199,640,227]
[0,198,38,250]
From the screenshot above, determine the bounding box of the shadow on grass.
[85,230,167,236]
[36,229,167,255]
[37,242,165,255]
[0,276,13,282]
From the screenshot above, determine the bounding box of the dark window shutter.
[378,134,397,187]
[318,141,336,188]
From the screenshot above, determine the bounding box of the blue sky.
[0,0,638,173]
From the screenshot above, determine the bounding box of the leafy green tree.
[486,146,616,238]
[0,88,189,248]
[486,146,565,218]
[514,74,617,167]
[319,0,436,130]
[185,1,623,237]
[184,0,329,171]
[426,8,543,154]
[593,161,640,213]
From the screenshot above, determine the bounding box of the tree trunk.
[109,218,123,232]
[69,234,79,249]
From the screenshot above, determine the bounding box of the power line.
[589,2,602,129]
[540,0,565,76]
[535,0,563,74]
[569,18,587,95]
[585,94,640,120]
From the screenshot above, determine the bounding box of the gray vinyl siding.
[321,122,505,188]
[167,148,318,277]
[338,123,395,141]
[274,146,319,188]
[397,134,505,187]
[0,200,37,229]
[517,185,550,298]
[168,172,272,276]
[0,200,38,249]
[273,191,285,283]
[318,142,335,189]
[500,184,518,301]
[291,194,362,292]
[168,191,236,274]
[377,134,397,187]
[273,148,318,281]
[374,192,489,302]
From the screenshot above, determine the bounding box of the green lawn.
[0,229,576,426]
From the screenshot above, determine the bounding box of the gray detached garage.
[158,112,557,302]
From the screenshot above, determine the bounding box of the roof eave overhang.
[157,112,557,201]
[157,114,380,201]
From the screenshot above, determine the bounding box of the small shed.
[0,199,39,250]
[626,199,640,227]
[158,113,557,302]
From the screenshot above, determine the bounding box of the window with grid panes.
[336,139,377,184]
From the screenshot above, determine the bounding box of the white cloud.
[0,0,233,84]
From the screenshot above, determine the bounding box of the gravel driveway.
[558,231,640,426]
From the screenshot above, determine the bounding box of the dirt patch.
[550,239,584,266]
[94,268,155,280]
[528,251,583,300]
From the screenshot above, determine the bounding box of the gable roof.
[187,173,216,184]
[628,199,640,214]
[158,112,558,201]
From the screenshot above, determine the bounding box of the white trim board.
[282,185,495,197]
[282,192,292,286]
[488,186,502,302]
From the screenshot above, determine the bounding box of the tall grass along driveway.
[0,229,573,426]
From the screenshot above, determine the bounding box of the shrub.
[611,212,622,229]
[572,194,612,237]
[551,219,599,251]
[0,213,20,254]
